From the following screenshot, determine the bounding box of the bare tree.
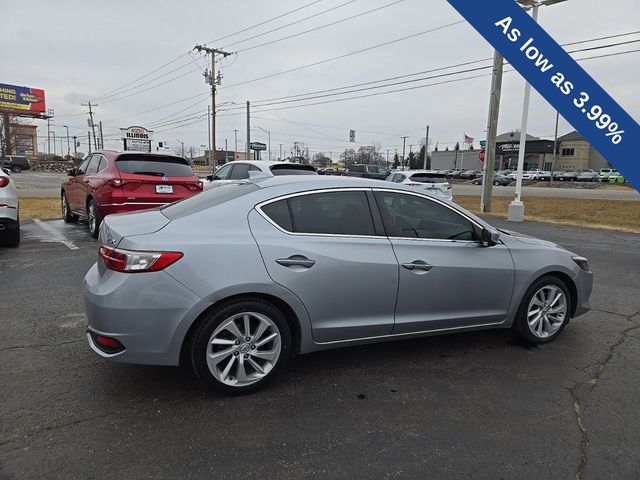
[340,148,356,166]
[312,152,331,166]
[355,145,384,164]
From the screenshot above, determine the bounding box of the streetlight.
[63,125,70,159]
[253,126,271,161]
[508,0,568,222]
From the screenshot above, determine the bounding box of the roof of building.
[557,130,585,142]
[495,131,539,142]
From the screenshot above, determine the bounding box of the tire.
[61,192,79,223]
[12,166,21,174]
[190,298,291,394]
[493,180,500,186]
[2,219,20,247]
[87,198,102,238]
[473,180,480,185]
[514,275,572,344]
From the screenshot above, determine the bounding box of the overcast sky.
[3,0,639,158]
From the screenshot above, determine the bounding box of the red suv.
[61,150,202,237]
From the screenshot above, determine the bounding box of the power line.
[224,20,466,89]
[227,0,360,48]
[206,0,325,44]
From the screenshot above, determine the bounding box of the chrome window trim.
[255,187,483,244]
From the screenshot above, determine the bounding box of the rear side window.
[229,164,254,180]
[261,191,375,236]
[115,154,193,177]
[162,183,259,220]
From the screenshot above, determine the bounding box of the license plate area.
[156,184,173,194]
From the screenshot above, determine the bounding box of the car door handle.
[401,261,433,272]
[276,256,316,268]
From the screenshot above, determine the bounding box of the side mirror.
[205,174,214,181]
[480,228,500,247]
[1,167,10,176]
[67,167,77,176]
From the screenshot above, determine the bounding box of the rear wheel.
[493,180,500,186]
[190,298,291,394]
[473,179,480,185]
[12,166,21,174]
[514,275,571,344]
[2,219,20,247]
[61,192,79,223]
[87,198,101,238]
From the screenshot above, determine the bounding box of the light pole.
[63,125,70,159]
[508,0,568,221]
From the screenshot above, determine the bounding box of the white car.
[507,170,548,180]
[0,167,19,247]
[204,160,316,190]
[385,170,453,201]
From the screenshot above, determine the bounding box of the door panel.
[248,209,398,343]
[390,239,515,333]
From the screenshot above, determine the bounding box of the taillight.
[186,181,203,191]
[99,246,183,273]
[109,178,124,187]
[0,177,9,188]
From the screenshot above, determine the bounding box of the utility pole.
[60,137,64,156]
[47,118,51,156]
[63,125,70,158]
[225,139,229,163]
[73,136,77,156]
[550,110,560,185]
[401,136,408,170]
[81,102,98,150]
[480,50,504,213]
[193,45,232,170]
[268,130,271,162]
[246,101,251,161]
[279,143,283,161]
[99,121,104,150]
[207,105,212,171]
[88,131,92,153]
[52,131,56,156]
[234,129,238,158]
[423,125,430,169]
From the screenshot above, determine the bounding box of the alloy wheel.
[61,196,67,218]
[206,312,281,387]
[527,285,567,338]
[88,202,96,234]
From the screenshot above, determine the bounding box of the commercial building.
[555,130,609,171]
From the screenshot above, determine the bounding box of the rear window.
[115,154,193,177]
[408,173,447,183]
[162,182,259,220]
[269,164,317,176]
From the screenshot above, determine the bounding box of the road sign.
[349,130,355,142]
[478,149,485,161]
[250,142,267,151]
[479,140,486,148]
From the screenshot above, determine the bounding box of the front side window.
[213,163,233,180]
[261,191,375,236]
[77,157,92,175]
[85,155,100,174]
[374,191,477,241]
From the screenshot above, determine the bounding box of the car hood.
[99,209,170,247]
[497,228,562,249]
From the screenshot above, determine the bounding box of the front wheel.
[514,275,571,344]
[87,198,102,238]
[473,180,480,185]
[190,299,291,394]
[12,166,21,174]
[2,219,20,247]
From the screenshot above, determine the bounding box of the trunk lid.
[99,209,170,248]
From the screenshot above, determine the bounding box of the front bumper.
[83,262,202,365]
[573,268,593,318]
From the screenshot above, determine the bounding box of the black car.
[1,155,31,173]
[576,171,600,182]
[460,169,482,180]
[343,164,390,180]
[472,174,511,186]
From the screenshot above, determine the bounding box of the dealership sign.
[120,126,153,152]
[250,142,267,151]
[0,83,46,113]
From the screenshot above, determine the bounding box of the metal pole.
[88,131,91,153]
[246,101,251,161]
[550,110,560,185]
[225,139,228,163]
[401,136,408,170]
[268,131,271,162]
[234,129,238,158]
[423,125,430,169]
[480,50,505,213]
[508,4,539,221]
[64,125,70,158]
[207,105,212,171]
[47,118,51,155]
[99,121,104,150]
[73,136,77,156]
[53,131,56,155]
[279,143,283,161]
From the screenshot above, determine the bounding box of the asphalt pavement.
[1,218,639,479]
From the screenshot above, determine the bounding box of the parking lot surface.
[1,218,639,479]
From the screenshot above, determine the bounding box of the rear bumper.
[83,263,202,365]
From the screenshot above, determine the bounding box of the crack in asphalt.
[0,339,84,353]
[568,310,640,480]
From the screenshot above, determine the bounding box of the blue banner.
[447,0,639,190]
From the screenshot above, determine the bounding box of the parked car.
[446,169,464,179]
[576,171,600,182]
[84,175,592,393]
[472,174,511,186]
[459,169,482,180]
[598,168,617,180]
[554,171,577,182]
[496,169,513,177]
[385,170,453,201]
[61,150,203,238]
[0,167,19,247]
[532,170,551,181]
[205,161,317,189]
[1,155,31,173]
[344,164,389,180]
[604,171,625,183]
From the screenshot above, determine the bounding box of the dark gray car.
[84,176,593,393]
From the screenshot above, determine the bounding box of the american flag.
[464,134,474,144]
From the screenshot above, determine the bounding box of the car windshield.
[115,154,193,177]
[269,164,317,175]
[408,173,447,183]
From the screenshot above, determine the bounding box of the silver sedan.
[84,176,593,393]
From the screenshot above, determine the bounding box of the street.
[1,218,638,479]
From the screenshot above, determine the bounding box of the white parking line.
[33,219,79,250]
